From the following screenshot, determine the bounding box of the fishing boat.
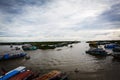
[0,53,27,61]
[34,70,68,80]
[86,48,107,56]
[0,66,26,80]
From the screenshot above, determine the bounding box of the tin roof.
[9,70,33,80]
[35,70,61,80]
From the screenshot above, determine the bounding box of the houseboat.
[0,53,27,61]
[22,44,37,51]
[86,48,107,56]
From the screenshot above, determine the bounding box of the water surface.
[0,42,120,80]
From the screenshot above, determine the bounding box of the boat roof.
[9,70,33,80]
[0,66,26,80]
[35,70,61,80]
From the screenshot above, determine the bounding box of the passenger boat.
[34,70,68,80]
[9,70,33,80]
[86,48,107,56]
[0,66,26,80]
[0,53,27,61]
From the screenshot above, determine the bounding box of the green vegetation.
[0,41,80,49]
[86,40,120,45]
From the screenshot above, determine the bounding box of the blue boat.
[0,66,26,80]
[0,53,27,61]
[86,48,107,56]
[104,44,120,49]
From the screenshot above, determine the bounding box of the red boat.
[9,70,33,80]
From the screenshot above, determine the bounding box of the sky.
[0,0,120,42]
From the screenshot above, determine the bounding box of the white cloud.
[0,0,120,42]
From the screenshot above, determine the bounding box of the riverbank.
[0,41,80,49]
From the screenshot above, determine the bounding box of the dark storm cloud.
[0,0,50,14]
[101,2,120,23]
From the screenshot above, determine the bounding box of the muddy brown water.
[0,42,120,80]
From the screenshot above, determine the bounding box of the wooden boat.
[9,70,33,80]
[22,44,37,51]
[34,70,68,80]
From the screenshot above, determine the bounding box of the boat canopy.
[0,66,26,80]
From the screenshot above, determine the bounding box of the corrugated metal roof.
[35,70,61,80]
[9,70,33,80]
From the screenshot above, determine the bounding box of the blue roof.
[0,66,26,80]
[0,70,19,80]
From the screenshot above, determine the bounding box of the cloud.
[0,0,120,42]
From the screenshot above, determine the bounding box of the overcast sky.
[0,0,120,42]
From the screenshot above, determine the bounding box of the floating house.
[86,48,107,56]
[22,44,37,51]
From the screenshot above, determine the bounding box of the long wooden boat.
[34,70,68,80]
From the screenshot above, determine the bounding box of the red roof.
[34,70,61,80]
[9,70,33,80]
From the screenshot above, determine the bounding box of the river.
[0,42,120,80]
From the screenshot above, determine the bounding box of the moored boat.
[34,70,68,80]
[104,43,120,49]
[9,70,33,80]
[0,53,27,61]
[0,66,26,80]
[22,44,37,51]
[86,48,107,56]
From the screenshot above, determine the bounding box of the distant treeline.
[0,41,80,45]
[86,40,120,44]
